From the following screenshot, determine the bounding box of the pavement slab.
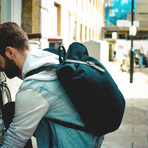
[101,62,148,148]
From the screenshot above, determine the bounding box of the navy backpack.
[26,42,126,137]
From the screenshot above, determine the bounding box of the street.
[102,62,148,148]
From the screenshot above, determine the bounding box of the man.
[138,45,145,68]
[0,22,104,147]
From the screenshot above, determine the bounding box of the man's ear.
[5,46,16,60]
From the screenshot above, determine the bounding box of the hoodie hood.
[22,48,59,81]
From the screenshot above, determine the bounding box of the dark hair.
[0,22,29,56]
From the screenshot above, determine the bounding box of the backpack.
[25,42,125,137]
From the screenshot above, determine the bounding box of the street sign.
[129,25,137,36]
[112,32,117,39]
[117,20,139,27]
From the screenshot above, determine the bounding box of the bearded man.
[0,22,104,148]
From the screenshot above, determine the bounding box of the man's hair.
[0,22,29,56]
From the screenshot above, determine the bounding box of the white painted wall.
[7,78,22,101]
[40,0,105,49]
[115,39,148,60]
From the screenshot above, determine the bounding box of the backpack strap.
[45,117,88,133]
[24,65,58,78]
[58,45,66,63]
[24,45,66,78]
[24,64,89,134]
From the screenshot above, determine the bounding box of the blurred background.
[0,0,147,96]
[0,0,148,65]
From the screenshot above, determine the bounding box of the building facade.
[104,0,148,61]
[104,0,148,40]
[0,0,105,48]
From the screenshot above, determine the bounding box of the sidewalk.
[101,62,148,148]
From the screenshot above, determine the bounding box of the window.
[73,21,77,41]
[85,26,87,41]
[89,28,91,40]
[54,2,61,36]
[80,24,83,42]
[1,0,22,25]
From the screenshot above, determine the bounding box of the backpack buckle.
[65,59,105,73]
[86,61,95,66]
[86,61,105,72]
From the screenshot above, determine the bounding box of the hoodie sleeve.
[1,88,49,148]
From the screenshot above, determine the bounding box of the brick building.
[0,0,105,48]
[0,0,40,33]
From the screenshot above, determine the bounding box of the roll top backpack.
[25,42,126,137]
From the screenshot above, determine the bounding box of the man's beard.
[4,56,21,79]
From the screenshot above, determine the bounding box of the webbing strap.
[25,65,58,78]
[44,118,53,148]
[45,117,87,133]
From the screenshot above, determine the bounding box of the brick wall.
[22,0,41,33]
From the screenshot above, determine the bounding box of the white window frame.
[1,0,22,26]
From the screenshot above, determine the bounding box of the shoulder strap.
[44,118,53,148]
[25,45,66,78]
[25,65,58,78]
[45,117,88,133]
[25,66,90,133]
[58,45,66,63]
